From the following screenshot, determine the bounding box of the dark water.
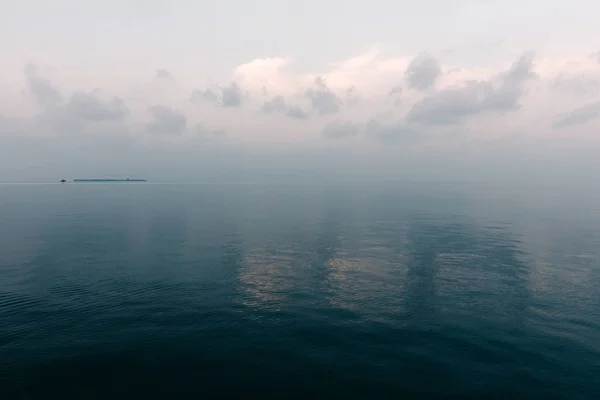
[1,183,599,399]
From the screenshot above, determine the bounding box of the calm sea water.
[1,182,599,399]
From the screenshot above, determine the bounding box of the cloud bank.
[2,45,600,182]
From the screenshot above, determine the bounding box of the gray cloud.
[502,51,536,85]
[190,83,243,108]
[221,82,242,108]
[406,82,488,124]
[156,68,173,80]
[321,121,361,138]
[405,54,441,91]
[24,63,62,108]
[306,77,341,115]
[262,95,287,114]
[286,107,309,119]
[388,85,403,106]
[261,95,309,119]
[191,88,219,104]
[406,52,536,125]
[553,101,600,128]
[389,86,403,96]
[66,91,129,121]
[344,86,359,106]
[23,63,131,126]
[146,105,187,135]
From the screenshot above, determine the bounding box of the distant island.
[73,178,147,182]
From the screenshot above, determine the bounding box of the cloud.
[221,82,243,108]
[23,63,62,108]
[145,105,187,135]
[321,121,361,138]
[286,107,309,119]
[191,88,219,104]
[262,95,287,114]
[388,86,403,96]
[405,52,536,125]
[306,77,342,115]
[405,54,441,91]
[503,51,537,85]
[190,82,243,108]
[344,87,359,106]
[8,48,600,148]
[156,68,173,80]
[66,91,129,121]
[553,101,600,128]
[388,85,403,106]
[261,95,309,119]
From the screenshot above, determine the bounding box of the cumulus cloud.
[306,77,342,115]
[24,63,62,108]
[22,64,130,124]
[405,52,536,125]
[190,82,243,108]
[405,54,441,91]
[553,101,600,128]
[261,95,309,119]
[145,105,187,135]
[191,88,219,104]
[9,48,600,147]
[66,91,129,121]
[221,82,243,108]
[321,121,361,138]
[262,95,287,114]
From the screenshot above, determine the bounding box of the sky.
[1,0,600,182]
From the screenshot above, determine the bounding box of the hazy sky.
[1,0,600,181]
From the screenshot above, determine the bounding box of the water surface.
[1,182,599,398]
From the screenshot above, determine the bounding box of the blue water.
[1,182,599,399]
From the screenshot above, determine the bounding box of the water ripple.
[1,183,600,398]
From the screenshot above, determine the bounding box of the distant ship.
[73,178,147,182]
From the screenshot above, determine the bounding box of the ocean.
[1,182,599,399]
